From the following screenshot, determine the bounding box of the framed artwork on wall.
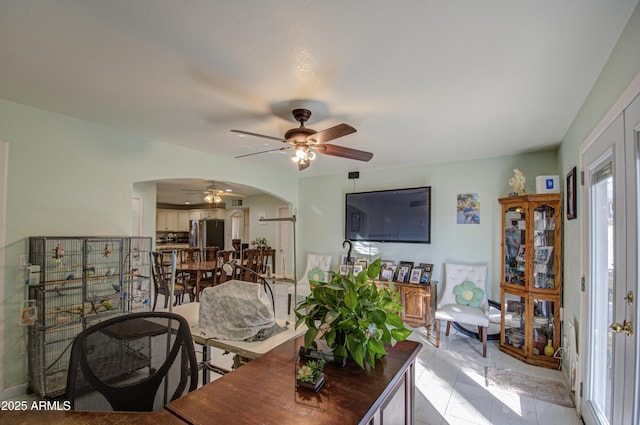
[566,167,577,220]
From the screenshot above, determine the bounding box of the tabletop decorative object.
[295,258,412,369]
[508,169,526,196]
[296,355,326,392]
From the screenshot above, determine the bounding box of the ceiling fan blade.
[307,123,356,144]
[315,144,373,162]
[230,129,286,142]
[235,146,291,159]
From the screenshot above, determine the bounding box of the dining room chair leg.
[435,319,440,348]
[482,326,487,357]
[445,320,451,336]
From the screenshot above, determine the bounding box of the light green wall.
[242,194,289,248]
[0,99,298,389]
[559,3,640,344]
[298,150,559,303]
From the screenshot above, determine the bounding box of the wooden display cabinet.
[397,282,438,337]
[376,281,438,338]
[498,193,562,368]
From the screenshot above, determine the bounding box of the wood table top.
[174,260,218,271]
[165,335,422,425]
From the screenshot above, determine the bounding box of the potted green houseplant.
[294,258,412,369]
[296,358,326,392]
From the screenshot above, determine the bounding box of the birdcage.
[27,236,152,398]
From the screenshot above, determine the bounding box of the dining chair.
[434,263,489,357]
[150,252,191,310]
[65,311,198,411]
[259,248,276,274]
[241,249,260,282]
[216,250,234,284]
[199,247,219,291]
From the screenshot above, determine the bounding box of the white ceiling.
[1,0,637,185]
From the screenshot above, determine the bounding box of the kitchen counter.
[155,243,190,251]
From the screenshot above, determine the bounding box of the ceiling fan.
[231,108,373,171]
[182,181,245,204]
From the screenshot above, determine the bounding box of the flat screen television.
[345,187,431,243]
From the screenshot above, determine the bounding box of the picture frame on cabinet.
[566,166,577,220]
[380,267,395,281]
[396,261,413,282]
[534,246,553,264]
[409,268,423,284]
[418,263,433,284]
[516,245,526,262]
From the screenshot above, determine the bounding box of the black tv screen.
[345,187,431,243]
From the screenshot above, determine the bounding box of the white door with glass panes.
[581,94,639,425]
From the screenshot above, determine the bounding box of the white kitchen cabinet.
[157,209,179,231]
[177,211,190,231]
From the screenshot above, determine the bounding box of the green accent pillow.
[308,267,325,282]
[453,280,484,307]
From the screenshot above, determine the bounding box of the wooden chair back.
[216,250,234,284]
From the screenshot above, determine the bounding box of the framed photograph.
[340,255,353,265]
[420,270,431,284]
[409,268,423,284]
[535,246,554,264]
[396,261,414,283]
[339,264,350,275]
[417,263,433,284]
[355,258,369,269]
[380,267,395,281]
[566,166,577,220]
[516,245,526,262]
[353,264,364,275]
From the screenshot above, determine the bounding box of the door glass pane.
[589,161,614,423]
[505,208,526,286]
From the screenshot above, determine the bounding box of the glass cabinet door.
[530,297,557,357]
[504,207,526,286]
[532,203,557,290]
[502,291,526,353]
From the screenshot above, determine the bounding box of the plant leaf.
[304,327,319,347]
[371,309,387,326]
[367,258,381,279]
[367,338,386,355]
[347,333,365,368]
[324,310,340,324]
[385,311,405,328]
[391,327,412,342]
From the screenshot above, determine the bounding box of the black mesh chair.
[65,312,198,411]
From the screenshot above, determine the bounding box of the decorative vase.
[544,339,555,356]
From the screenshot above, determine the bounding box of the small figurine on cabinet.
[508,169,526,196]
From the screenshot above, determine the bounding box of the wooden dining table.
[175,260,219,301]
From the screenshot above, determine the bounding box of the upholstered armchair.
[287,254,332,314]
[434,263,489,357]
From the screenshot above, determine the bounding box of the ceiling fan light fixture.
[214,195,223,203]
[204,193,214,204]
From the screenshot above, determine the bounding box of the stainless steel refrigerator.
[189,219,225,248]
